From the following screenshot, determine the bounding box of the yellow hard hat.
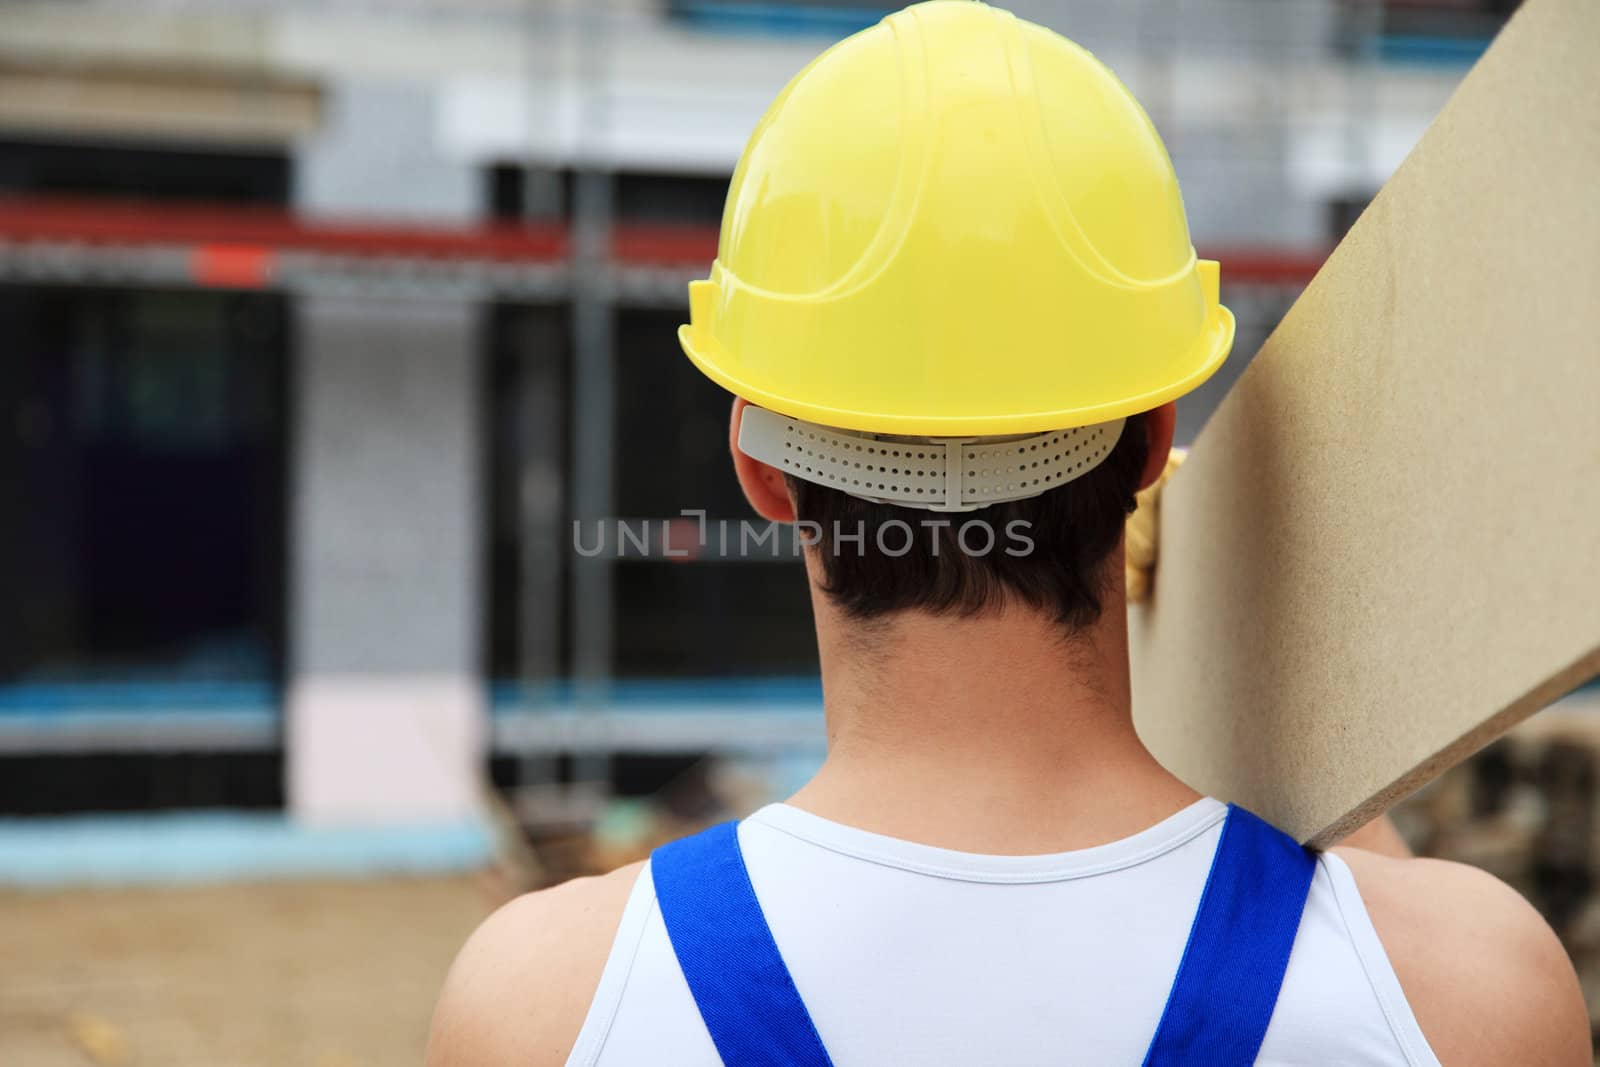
[680,0,1233,439]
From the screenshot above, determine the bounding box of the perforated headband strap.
[737,406,1126,513]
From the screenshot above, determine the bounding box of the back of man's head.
[785,414,1150,632]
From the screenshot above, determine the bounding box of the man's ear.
[1137,402,1178,491]
[730,398,797,522]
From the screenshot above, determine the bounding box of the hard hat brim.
[678,304,1234,437]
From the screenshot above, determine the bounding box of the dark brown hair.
[787,414,1148,630]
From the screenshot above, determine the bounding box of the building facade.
[0,0,1501,823]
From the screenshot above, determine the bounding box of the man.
[429,3,1588,1064]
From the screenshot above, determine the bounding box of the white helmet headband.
[737,406,1125,514]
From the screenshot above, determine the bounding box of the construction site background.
[4,0,1594,1064]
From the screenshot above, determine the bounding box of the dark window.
[0,139,290,814]
[0,753,283,815]
[0,286,288,685]
[487,163,571,221]
[611,308,817,679]
[0,137,288,203]
[485,302,573,682]
[1327,194,1374,244]
[615,172,729,226]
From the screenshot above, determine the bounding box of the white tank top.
[567,798,1440,1066]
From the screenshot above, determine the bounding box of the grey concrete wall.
[289,298,482,677]
[297,79,480,223]
[286,295,487,824]
[289,75,488,822]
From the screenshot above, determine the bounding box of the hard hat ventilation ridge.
[738,405,1125,513]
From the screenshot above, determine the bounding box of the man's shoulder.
[1332,846,1589,1067]
[425,860,645,1067]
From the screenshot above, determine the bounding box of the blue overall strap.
[652,821,835,1067]
[1143,804,1317,1067]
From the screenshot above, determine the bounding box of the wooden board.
[1129,0,1600,848]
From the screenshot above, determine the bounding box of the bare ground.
[0,876,493,1067]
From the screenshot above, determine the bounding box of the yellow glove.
[1125,448,1186,604]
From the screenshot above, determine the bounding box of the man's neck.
[788,572,1200,855]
